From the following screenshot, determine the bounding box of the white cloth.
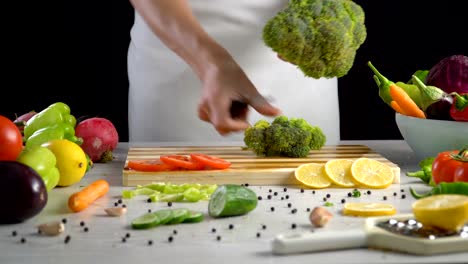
[127,0,340,144]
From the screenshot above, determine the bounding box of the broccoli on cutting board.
[243,116,326,158]
[263,0,367,79]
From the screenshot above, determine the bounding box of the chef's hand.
[197,57,281,135]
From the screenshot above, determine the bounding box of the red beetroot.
[75,117,119,163]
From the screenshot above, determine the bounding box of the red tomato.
[160,155,205,170]
[127,160,179,172]
[432,147,468,184]
[0,115,23,161]
[190,153,231,169]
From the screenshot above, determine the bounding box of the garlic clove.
[37,221,65,236]
[104,207,127,217]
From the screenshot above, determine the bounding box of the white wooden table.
[1,140,467,264]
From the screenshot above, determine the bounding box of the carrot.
[390,101,407,115]
[68,179,109,212]
[389,84,426,119]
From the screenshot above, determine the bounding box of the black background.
[3,1,467,142]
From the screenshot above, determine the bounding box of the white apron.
[127,0,340,144]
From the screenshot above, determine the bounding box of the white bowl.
[395,113,468,160]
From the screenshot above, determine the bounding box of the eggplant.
[425,95,454,121]
[411,75,454,120]
[0,161,47,224]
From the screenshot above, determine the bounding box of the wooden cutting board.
[122,145,400,187]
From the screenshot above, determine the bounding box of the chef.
[127,0,340,143]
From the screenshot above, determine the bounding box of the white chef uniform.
[127,0,340,144]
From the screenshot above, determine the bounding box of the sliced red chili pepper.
[160,155,205,170]
[127,160,179,172]
[189,153,231,169]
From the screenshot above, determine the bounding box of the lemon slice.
[412,194,468,232]
[343,202,397,217]
[294,163,331,189]
[350,158,394,189]
[324,159,355,187]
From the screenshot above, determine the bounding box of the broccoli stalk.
[263,0,367,79]
[243,116,326,158]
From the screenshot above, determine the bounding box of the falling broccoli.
[263,0,367,79]
[244,116,326,158]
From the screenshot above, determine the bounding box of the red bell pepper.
[450,93,468,121]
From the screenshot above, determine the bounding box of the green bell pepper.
[26,123,82,148]
[24,102,77,140]
[17,145,60,192]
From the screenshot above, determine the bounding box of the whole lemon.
[42,139,87,187]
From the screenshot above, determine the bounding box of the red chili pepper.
[450,93,468,122]
[432,146,468,184]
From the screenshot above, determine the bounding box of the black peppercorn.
[367,190,371,195]
[147,198,152,203]
[383,196,387,200]
[262,225,267,230]
[270,207,275,212]
[300,189,304,193]
[323,197,327,202]
[20,237,26,243]
[287,203,292,208]
[229,224,234,230]
[312,190,316,194]
[12,231,17,237]
[173,230,178,235]
[122,237,127,243]
[269,189,272,193]
[347,192,352,197]
[274,192,278,196]
[245,183,249,187]
[291,223,297,229]
[341,199,346,204]
[401,189,405,192]
[168,236,173,242]
[267,195,272,200]
[306,208,311,212]
[114,202,119,207]
[326,194,331,198]
[148,209,152,213]
[64,235,71,244]
[62,218,67,224]
[148,240,153,245]
[84,227,89,232]
[281,197,284,200]
[217,235,221,241]
[125,233,131,238]
[212,228,216,233]
[393,192,397,196]
[291,209,297,214]
[283,187,287,192]
[118,199,122,204]
[256,232,261,238]
[258,196,263,200]
[401,194,406,199]
[122,204,127,208]
[168,202,172,207]
[80,221,85,227]
[285,195,289,199]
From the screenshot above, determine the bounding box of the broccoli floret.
[243,116,326,158]
[263,0,367,79]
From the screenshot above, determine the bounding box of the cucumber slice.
[131,212,161,229]
[182,211,204,223]
[208,184,258,218]
[167,208,190,225]
[152,209,173,225]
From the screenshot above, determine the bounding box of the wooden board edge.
[122,167,401,186]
